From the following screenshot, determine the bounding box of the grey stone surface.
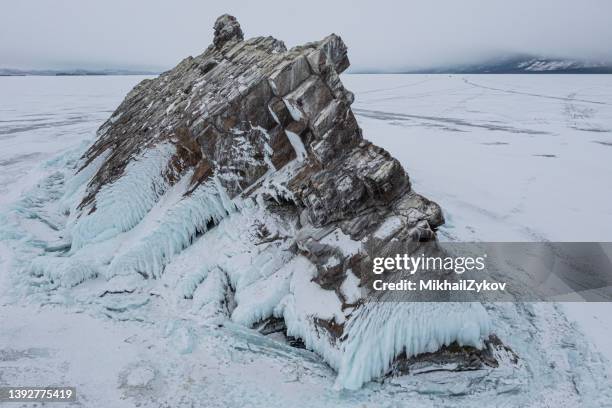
[82,15,443,246]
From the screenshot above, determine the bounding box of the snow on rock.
[191,266,230,318]
[373,215,403,239]
[285,130,307,161]
[340,269,361,304]
[9,14,499,389]
[276,256,345,369]
[319,228,362,257]
[231,261,294,327]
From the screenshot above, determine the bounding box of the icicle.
[68,143,176,250]
[106,178,236,279]
[334,302,491,390]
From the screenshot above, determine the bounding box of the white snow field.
[1,74,612,407]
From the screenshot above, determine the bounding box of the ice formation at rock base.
[10,14,505,389]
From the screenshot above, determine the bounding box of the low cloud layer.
[2,0,611,72]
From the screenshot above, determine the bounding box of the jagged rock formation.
[31,15,499,389]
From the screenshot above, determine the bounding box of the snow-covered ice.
[1,74,612,407]
[343,74,612,242]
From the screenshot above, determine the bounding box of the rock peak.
[213,14,244,48]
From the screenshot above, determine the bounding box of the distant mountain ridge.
[409,55,612,74]
[5,55,612,76]
[0,68,160,76]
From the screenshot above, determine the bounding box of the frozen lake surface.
[344,74,612,242]
[1,74,611,407]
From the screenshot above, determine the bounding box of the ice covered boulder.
[34,15,502,389]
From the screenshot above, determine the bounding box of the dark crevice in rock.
[254,317,309,351]
[254,316,286,335]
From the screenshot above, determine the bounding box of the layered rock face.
[80,15,442,239]
[39,15,496,389]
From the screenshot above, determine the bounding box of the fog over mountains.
[0,68,159,76]
[4,54,612,76]
[401,54,612,74]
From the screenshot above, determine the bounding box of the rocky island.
[29,14,505,389]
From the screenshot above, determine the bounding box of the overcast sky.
[2,0,612,72]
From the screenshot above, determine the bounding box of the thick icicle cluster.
[24,14,499,389]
